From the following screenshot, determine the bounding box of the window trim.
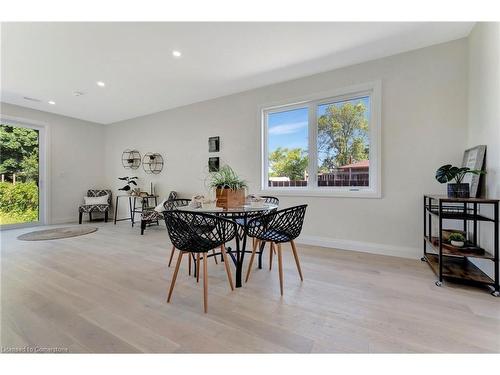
[260,81,382,198]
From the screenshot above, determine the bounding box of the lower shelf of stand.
[424,253,494,285]
[424,236,494,260]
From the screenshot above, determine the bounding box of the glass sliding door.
[0,122,42,226]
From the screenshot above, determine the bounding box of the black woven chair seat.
[247,205,307,244]
[164,210,237,254]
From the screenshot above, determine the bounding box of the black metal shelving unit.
[423,194,499,296]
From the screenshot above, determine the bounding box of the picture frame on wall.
[208,136,220,152]
[461,145,486,198]
[208,157,220,172]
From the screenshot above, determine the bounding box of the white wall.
[0,102,106,224]
[105,38,468,258]
[466,22,500,275]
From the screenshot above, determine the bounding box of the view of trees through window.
[317,96,370,187]
[0,124,40,225]
[266,95,370,188]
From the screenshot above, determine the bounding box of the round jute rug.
[17,226,98,241]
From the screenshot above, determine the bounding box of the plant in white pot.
[208,165,247,209]
[435,164,485,198]
[448,233,465,248]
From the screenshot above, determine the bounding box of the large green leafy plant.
[435,164,485,184]
[208,165,247,190]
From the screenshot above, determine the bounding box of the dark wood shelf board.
[424,194,500,204]
[424,236,494,260]
[425,207,495,222]
[424,254,494,285]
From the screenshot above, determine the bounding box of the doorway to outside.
[0,120,45,227]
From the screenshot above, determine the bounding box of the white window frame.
[260,81,381,198]
[0,115,50,229]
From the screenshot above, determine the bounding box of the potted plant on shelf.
[208,165,247,209]
[435,164,485,198]
[448,232,465,248]
[118,176,138,194]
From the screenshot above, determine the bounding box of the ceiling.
[1,22,474,124]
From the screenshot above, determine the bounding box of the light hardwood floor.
[1,222,499,353]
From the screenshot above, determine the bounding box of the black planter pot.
[447,183,470,198]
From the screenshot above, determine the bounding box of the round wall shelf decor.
[142,152,164,174]
[122,149,141,169]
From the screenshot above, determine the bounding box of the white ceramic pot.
[450,240,464,247]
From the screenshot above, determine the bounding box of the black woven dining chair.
[165,199,192,268]
[164,210,237,313]
[245,205,307,295]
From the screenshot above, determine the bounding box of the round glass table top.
[176,203,278,214]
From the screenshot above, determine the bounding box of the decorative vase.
[450,240,465,247]
[447,183,469,198]
[216,188,245,209]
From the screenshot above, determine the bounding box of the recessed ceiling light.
[172,50,182,58]
[96,81,106,87]
[48,100,56,105]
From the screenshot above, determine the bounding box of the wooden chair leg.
[140,220,146,235]
[220,245,234,291]
[104,211,108,223]
[269,242,274,270]
[167,251,184,302]
[188,253,192,276]
[212,249,218,265]
[89,212,93,222]
[196,253,201,283]
[168,245,176,267]
[245,239,259,283]
[290,240,303,281]
[203,252,208,313]
[78,212,83,224]
[277,243,284,296]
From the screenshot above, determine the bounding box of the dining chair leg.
[167,251,184,303]
[277,243,284,296]
[168,245,176,267]
[188,253,192,276]
[245,239,259,283]
[203,252,208,313]
[221,245,234,291]
[212,249,219,265]
[269,242,273,270]
[196,253,201,283]
[290,240,303,281]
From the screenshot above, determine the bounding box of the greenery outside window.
[261,82,381,197]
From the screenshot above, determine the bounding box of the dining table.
[176,203,278,287]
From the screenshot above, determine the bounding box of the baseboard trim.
[296,235,420,260]
[50,217,78,225]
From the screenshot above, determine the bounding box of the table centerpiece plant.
[208,165,247,209]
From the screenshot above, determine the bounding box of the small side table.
[113,195,134,225]
[113,194,159,227]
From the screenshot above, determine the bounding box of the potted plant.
[448,232,465,248]
[208,165,247,209]
[435,164,485,198]
[118,176,138,194]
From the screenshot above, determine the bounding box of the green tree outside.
[317,101,369,171]
[0,124,39,182]
[269,147,308,181]
[0,124,39,224]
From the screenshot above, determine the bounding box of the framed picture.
[461,145,486,198]
[208,136,220,152]
[208,157,220,172]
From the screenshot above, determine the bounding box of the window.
[261,82,381,197]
